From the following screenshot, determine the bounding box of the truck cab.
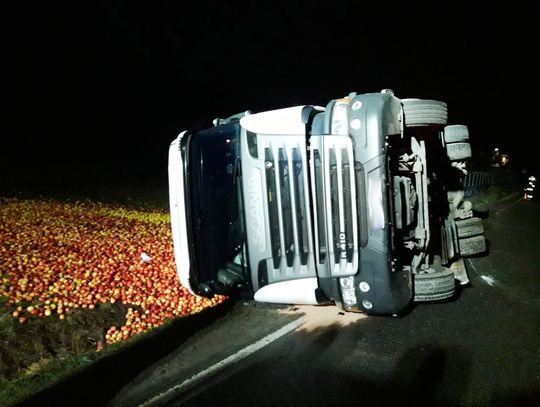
[168,90,486,316]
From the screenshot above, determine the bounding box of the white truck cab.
[168,90,485,315]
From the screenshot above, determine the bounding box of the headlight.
[331,102,349,136]
[368,171,385,230]
[340,276,357,305]
[340,276,355,289]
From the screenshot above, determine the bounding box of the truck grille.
[264,143,311,274]
[311,136,359,277]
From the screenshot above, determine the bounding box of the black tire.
[402,99,448,127]
[459,235,487,256]
[444,125,469,143]
[446,142,472,161]
[455,217,484,238]
[413,268,455,301]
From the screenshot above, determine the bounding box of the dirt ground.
[0,303,130,383]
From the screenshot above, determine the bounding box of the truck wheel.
[413,268,455,301]
[455,217,484,238]
[446,142,472,161]
[444,125,469,143]
[402,99,448,127]
[459,235,487,256]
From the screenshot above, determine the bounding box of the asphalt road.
[109,194,539,407]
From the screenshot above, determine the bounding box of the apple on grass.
[0,198,227,344]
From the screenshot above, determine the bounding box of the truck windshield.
[187,123,244,288]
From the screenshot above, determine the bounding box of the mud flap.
[449,258,470,285]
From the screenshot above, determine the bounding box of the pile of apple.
[0,198,226,345]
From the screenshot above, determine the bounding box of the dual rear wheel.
[403,100,486,302]
[455,217,487,256]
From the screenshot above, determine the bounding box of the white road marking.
[139,316,305,407]
[480,275,496,286]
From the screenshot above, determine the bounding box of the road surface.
[108,194,540,407]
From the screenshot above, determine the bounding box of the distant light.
[494,147,499,152]
[226,139,231,143]
[529,176,536,182]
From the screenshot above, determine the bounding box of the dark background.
[5,0,537,193]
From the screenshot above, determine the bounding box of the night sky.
[7,1,537,191]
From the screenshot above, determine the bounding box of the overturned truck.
[168,89,486,316]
